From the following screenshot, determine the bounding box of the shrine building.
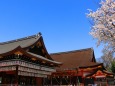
[48,48,114,86]
[0,33,62,86]
[0,33,114,86]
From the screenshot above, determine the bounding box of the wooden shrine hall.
[0,33,62,86]
[0,33,114,86]
[48,48,114,86]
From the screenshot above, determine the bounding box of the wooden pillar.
[76,76,77,85]
[43,77,45,86]
[50,76,52,86]
[60,76,62,85]
[82,77,85,86]
[70,76,71,85]
[1,72,5,84]
[15,65,18,86]
[36,77,43,86]
[94,77,95,85]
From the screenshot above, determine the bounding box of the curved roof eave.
[86,69,114,78]
[79,63,103,69]
[27,52,62,65]
[0,46,62,65]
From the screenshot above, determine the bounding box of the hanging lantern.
[0,56,3,59]
[31,58,37,61]
[14,51,23,55]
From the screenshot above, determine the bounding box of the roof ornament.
[38,32,42,36]
[35,32,42,39]
[36,32,42,37]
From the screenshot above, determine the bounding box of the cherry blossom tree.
[101,47,114,70]
[87,0,115,72]
[87,0,115,52]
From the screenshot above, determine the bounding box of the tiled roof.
[0,33,41,54]
[50,48,101,70]
[0,33,62,65]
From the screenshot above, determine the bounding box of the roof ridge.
[0,33,41,45]
[50,48,93,55]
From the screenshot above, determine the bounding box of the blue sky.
[0,0,103,58]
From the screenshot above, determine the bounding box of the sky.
[0,0,103,59]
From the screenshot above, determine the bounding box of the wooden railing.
[0,59,56,72]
